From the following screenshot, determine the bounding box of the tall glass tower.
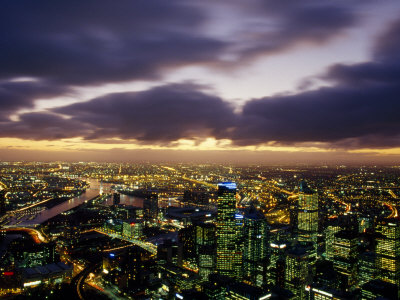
[332,230,359,291]
[216,182,242,279]
[243,209,269,287]
[297,182,318,246]
[196,223,216,281]
[285,245,313,300]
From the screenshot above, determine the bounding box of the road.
[384,202,398,218]
[1,226,48,243]
[0,180,6,191]
[72,262,101,300]
[160,166,217,189]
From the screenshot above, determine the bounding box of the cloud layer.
[55,84,236,142]
[1,2,399,151]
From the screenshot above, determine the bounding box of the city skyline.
[1,162,400,298]
[2,1,400,164]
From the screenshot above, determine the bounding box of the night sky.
[1,1,400,164]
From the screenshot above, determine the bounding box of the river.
[13,178,143,226]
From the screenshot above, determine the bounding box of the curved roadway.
[72,262,101,300]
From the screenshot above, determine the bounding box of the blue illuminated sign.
[109,253,115,258]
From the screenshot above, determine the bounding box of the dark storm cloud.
[0,0,360,86]
[52,84,236,142]
[233,18,400,148]
[0,80,69,121]
[214,0,359,60]
[0,112,91,140]
[234,84,400,146]
[373,19,400,62]
[0,0,226,85]
[324,19,400,86]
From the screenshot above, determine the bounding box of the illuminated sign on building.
[24,280,42,287]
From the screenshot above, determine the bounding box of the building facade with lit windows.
[324,219,341,262]
[243,209,269,287]
[375,218,400,297]
[297,182,318,247]
[216,182,243,279]
[358,251,376,287]
[331,230,358,291]
[122,219,143,239]
[267,241,286,288]
[306,284,353,300]
[285,245,313,300]
[361,279,398,300]
[195,222,216,281]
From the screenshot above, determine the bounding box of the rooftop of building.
[299,181,314,194]
[166,207,214,219]
[361,279,398,299]
[334,230,359,240]
[21,262,72,279]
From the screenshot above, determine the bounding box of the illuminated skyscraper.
[243,209,269,287]
[267,240,287,288]
[358,251,376,287]
[285,245,313,300]
[216,182,242,279]
[375,218,400,297]
[325,219,341,261]
[196,223,216,280]
[297,182,318,245]
[143,192,158,223]
[289,201,298,232]
[267,227,290,288]
[178,225,196,270]
[332,230,359,291]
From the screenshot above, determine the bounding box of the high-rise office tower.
[325,219,341,261]
[375,218,400,297]
[178,225,196,270]
[243,208,269,287]
[358,251,376,287]
[143,192,158,223]
[267,227,290,288]
[196,223,216,281]
[216,182,242,279]
[285,245,313,300]
[289,201,298,232]
[332,230,359,291]
[267,240,287,288]
[297,182,318,246]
